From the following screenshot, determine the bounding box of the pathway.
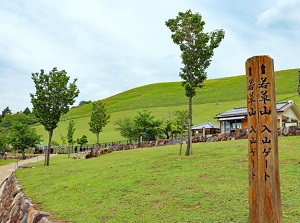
[0,154,59,184]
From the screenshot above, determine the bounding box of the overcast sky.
[1,0,299,112]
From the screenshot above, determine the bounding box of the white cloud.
[257,0,300,31]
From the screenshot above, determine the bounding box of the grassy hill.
[34,68,300,145]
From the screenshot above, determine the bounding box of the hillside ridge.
[33,68,300,143]
[64,68,300,120]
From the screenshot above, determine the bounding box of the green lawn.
[16,136,300,222]
[0,158,18,166]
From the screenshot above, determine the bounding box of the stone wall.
[0,173,51,223]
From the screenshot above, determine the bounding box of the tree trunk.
[45,130,53,166]
[179,118,184,156]
[96,133,100,149]
[68,146,70,158]
[21,148,26,160]
[185,95,193,156]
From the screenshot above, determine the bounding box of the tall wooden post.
[298,70,300,96]
[245,56,282,222]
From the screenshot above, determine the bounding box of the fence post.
[245,55,282,222]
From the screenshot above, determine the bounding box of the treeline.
[115,110,188,142]
[0,106,40,159]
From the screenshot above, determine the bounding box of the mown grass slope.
[16,136,300,222]
[33,68,300,144]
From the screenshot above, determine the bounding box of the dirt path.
[0,154,59,184]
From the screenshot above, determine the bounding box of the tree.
[166,9,225,155]
[77,135,88,147]
[30,67,79,166]
[161,118,177,139]
[67,119,76,157]
[79,100,92,106]
[174,110,189,156]
[23,107,32,115]
[0,113,36,129]
[115,117,135,142]
[0,132,9,152]
[133,110,162,142]
[115,111,163,142]
[89,101,110,148]
[10,122,40,159]
[0,106,12,122]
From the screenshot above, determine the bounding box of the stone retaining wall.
[0,173,51,223]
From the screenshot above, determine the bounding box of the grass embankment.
[16,136,300,222]
[33,68,300,145]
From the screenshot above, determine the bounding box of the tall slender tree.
[174,110,189,156]
[30,67,79,166]
[166,9,225,155]
[89,101,110,148]
[67,119,76,157]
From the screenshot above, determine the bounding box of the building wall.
[281,109,299,121]
[242,119,247,128]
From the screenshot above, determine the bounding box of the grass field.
[0,158,18,166]
[16,136,300,222]
[32,68,300,146]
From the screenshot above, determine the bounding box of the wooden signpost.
[245,56,282,222]
[298,70,300,96]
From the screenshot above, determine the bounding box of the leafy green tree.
[115,117,135,142]
[133,110,162,142]
[60,135,67,146]
[10,122,40,159]
[0,113,36,129]
[79,100,92,106]
[166,9,225,155]
[0,106,12,122]
[0,132,9,152]
[67,119,76,157]
[161,118,177,139]
[89,101,110,148]
[30,67,79,166]
[77,135,88,147]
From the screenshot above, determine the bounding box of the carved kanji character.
[258,77,270,89]
[260,106,271,115]
[259,90,271,104]
[262,137,271,144]
[250,137,256,144]
[248,79,255,91]
[250,126,256,133]
[248,92,255,105]
[249,107,256,116]
[261,125,271,133]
